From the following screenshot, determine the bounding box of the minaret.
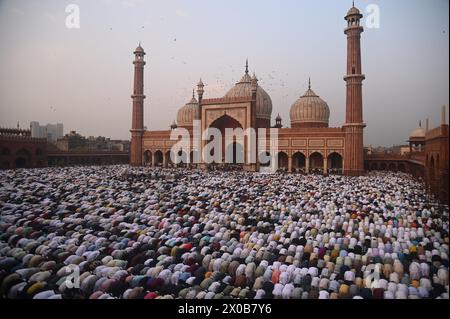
[251,71,258,130]
[197,79,205,105]
[130,43,146,166]
[442,105,447,125]
[343,3,366,176]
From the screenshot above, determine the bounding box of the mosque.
[129,4,367,176]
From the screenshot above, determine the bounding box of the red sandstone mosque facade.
[130,5,367,176]
[129,4,449,203]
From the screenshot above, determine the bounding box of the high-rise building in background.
[30,122,64,143]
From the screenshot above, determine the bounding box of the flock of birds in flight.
[103,22,304,105]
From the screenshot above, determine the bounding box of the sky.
[0,0,448,147]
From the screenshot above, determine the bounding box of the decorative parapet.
[201,96,252,105]
[48,151,128,156]
[0,127,32,137]
[0,135,46,143]
[426,125,449,141]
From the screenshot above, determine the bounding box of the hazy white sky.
[0,0,448,146]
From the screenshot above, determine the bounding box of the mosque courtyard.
[0,166,448,299]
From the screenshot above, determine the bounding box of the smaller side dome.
[409,122,426,139]
[290,80,330,128]
[177,93,200,128]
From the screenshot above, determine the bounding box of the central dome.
[224,65,272,123]
[290,81,330,128]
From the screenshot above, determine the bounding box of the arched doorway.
[154,150,164,167]
[143,150,152,166]
[209,115,243,163]
[380,163,387,171]
[309,152,324,174]
[370,163,378,171]
[292,152,306,173]
[15,157,27,168]
[15,149,31,169]
[388,163,397,171]
[165,151,174,168]
[398,163,406,172]
[225,142,244,164]
[328,152,343,174]
[277,152,288,171]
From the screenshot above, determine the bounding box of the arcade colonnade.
[142,148,343,174]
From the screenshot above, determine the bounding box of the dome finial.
[308,77,311,90]
[419,120,422,128]
[192,88,195,98]
[352,0,355,7]
[245,59,249,74]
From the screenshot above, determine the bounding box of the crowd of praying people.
[0,166,448,299]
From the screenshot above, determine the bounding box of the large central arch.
[209,114,243,163]
[225,142,244,164]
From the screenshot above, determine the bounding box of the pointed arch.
[154,150,164,167]
[309,152,324,173]
[143,150,152,166]
[225,142,244,164]
[277,152,288,171]
[209,114,244,162]
[328,152,343,174]
[292,152,306,173]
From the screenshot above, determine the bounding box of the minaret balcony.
[131,94,146,99]
[344,74,365,81]
[344,26,364,34]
